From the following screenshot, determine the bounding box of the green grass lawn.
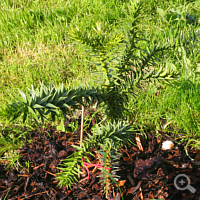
[0,0,199,157]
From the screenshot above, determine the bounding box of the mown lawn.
[0,0,199,195]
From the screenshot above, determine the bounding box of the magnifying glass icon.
[174,174,196,193]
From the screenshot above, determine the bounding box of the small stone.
[161,140,174,150]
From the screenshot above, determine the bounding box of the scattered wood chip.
[117,180,126,187]
[135,135,144,151]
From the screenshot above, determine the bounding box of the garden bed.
[0,116,200,200]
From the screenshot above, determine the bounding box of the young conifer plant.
[0,0,196,198]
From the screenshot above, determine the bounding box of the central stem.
[80,97,85,147]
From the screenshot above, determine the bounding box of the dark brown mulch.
[0,120,200,200]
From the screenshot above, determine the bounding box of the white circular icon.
[174,174,196,193]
